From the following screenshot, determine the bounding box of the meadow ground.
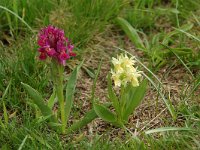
[0,0,200,149]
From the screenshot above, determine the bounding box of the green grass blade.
[0,119,5,129]
[18,135,29,150]
[36,115,53,125]
[116,17,145,50]
[91,59,103,104]
[1,80,12,101]
[12,0,18,31]
[142,73,176,120]
[145,127,193,134]
[5,11,13,36]
[30,132,52,149]
[192,12,200,26]
[1,80,12,126]
[3,101,8,125]
[0,5,33,32]
[173,27,200,42]
[82,66,95,78]
[162,23,193,45]
[162,44,194,79]
[185,75,200,101]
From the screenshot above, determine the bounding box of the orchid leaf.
[107,74,120,114]
[123,79,148,122]
[116,17,145,50]
[21,82,56,122]
[67,108,97,134]
[65,61,83,126]
[67,102,111,134]
[94,103,116,123]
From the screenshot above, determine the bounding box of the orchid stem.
[52,61,66,134]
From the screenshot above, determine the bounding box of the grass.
[0,0,200,149]
[0,0,56,38]
[50,0,125,47]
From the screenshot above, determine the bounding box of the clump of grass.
[0,36,48,108]
[0,0,56,37]
[120,0,200,32]
[122,0,158,30]
[50,0,125,47]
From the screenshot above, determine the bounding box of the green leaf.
[1,80,11,125]
[94,103,116,123]
[66,109,97,134]
[162,44,194,79]
[21,82,56,122]
[162,23,193,45]
[142,73,177,120]
[145,127,193,135]
[0,5,33,32]
[173,27,200,42]
[116,17,145,50]
[47,88,56,109]
[123,79,148,121]
[170,48,193,55]
[0,119,5,129]
[82,66,95,78]
[1,80,12,101]
[36,115,53,125]
[91,59,103,104]
[107,74,120,114]
[30,132,52,149]
[18,135,29,150]
[3,101,8,125]
[169,8,180,14]
[65,61,83,125]
[163,48,193,56]
[48,122,62,127]
[66,103,111,134]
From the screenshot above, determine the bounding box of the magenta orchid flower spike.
[38,25,76,66]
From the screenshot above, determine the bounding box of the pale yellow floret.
[120,54,136,67]
[111,70,122,87]
[111,54,142,87]
[130,76,139,87]
[114,64,124,73]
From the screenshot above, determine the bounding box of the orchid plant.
[94,54,147,127]
[21,25,95,134]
